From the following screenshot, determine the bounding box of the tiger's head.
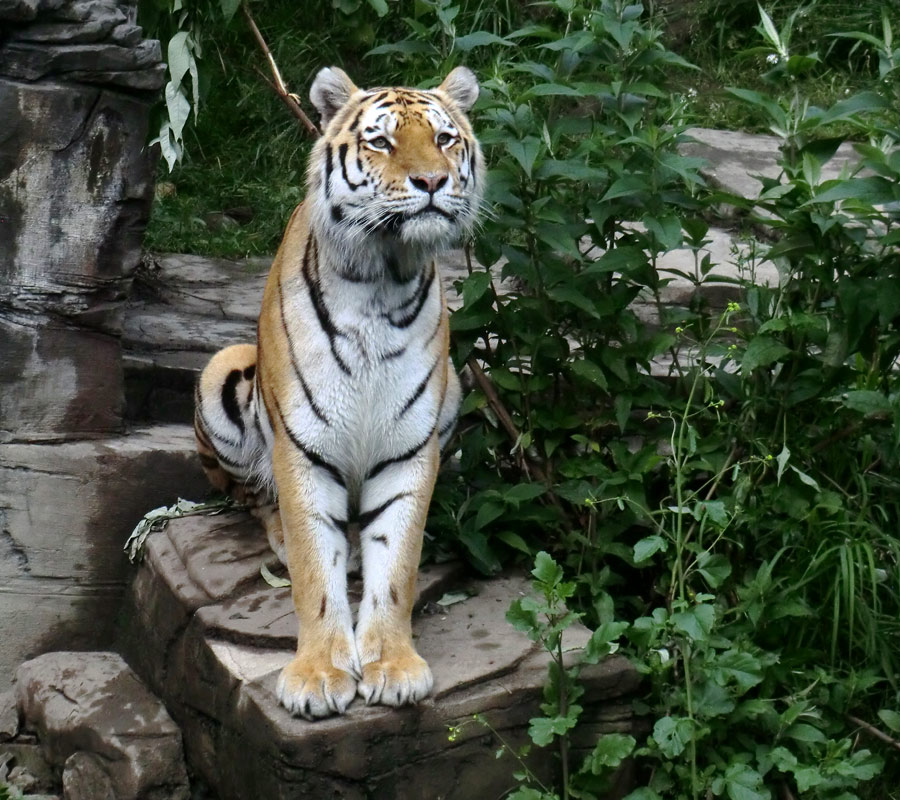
[307,66,484,261]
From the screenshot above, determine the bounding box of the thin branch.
[847,714,900,753]
[241,2,320,138]
[466,357,570,529]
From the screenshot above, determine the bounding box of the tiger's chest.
[266,257,445,484]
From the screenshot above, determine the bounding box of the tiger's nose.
[409,173,448,194]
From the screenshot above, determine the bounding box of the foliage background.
[137,1,900,798]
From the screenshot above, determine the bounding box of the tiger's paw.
[277,654,358,719]
[357,648,433,707]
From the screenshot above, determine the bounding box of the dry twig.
[241,2,320,138]
[847,714,900,753]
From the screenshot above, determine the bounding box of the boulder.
[120,510,641,800]
[16,651,189,800]
[0,425,208,691]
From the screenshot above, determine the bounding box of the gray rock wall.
[0,2,199,689]
[0,0,164,442]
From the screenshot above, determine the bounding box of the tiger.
[193,65,484,719]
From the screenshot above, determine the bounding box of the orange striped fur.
[193,66,483,718]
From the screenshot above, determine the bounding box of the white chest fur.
[275,246,445,492]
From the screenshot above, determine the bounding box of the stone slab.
[0,690,18,740]
[120,510,639,800]
[16,651,189,800]
[0,76,157,439]
[194,560,464,649]
[0,425,208,690]
[681,127,862,206]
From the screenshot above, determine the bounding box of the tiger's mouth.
[380,204,456,233]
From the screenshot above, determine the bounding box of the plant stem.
[241,2,320,138]
[557,635,570,800]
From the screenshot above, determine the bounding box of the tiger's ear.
[310,66,358,126]
[437,66,479,112]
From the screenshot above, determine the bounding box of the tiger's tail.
[194,343,273,507]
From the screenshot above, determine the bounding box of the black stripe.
[222,369,245,433]
[398,358,439,418]
[381,346,406,361]
[273,395,346,488]
[196,426,246,470]
[372,91,390,103]
[197,407,244,450]
[366,429,434,480]
[371,535,388,546]
[324,143,333,198]
[301,236,352,375]
[338,143,363,190]
[469,148,477,187]
[329,516,349,536]
[439,416,456,437]
[337,265,378,283]
[198,453,220,470]
[358,492,411,530]
[278,280,331,425]
[426,310,443,345]
[388,263,435,329]
[385,253,415,284]
[348,107,365,132]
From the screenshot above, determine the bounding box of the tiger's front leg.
[272,434,360,719]
[354,437,440,706]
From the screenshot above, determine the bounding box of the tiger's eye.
[370,136,391,150]
[436,132,453,146]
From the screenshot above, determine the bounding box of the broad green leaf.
[840,390,892,417]
[819,91,888,125]
[164,81,191,141]
[367,40,435,56]
[548,286,600,317]
[672,603,716,642]
[525,83,584,97]
[878,709,900,733]
[742,336,790,374]
[496,530,532,555]
[694,500,728,527]
[623,791,662,800]
[474,501,504,531]
[505,483,547,504]
[785,722,826,743]
[461,270,493,306]
[757,5,783,53]
[458,529,502,575]
[634,535,667,563]
[601,175,647,201]
[532,551,563,587]
[711,650,764,693]
[528,713,577,746]
[454,31,513,51]
[652,715,693,758]
[366,0,389,15]
[167,31,192,87]
[220,0,240,20]
[507,137,542,177]
[571,359,608,389]
[724,762,770,800]
[698,553,732,588]
[586,733,636,772]
[806,176,898,206]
